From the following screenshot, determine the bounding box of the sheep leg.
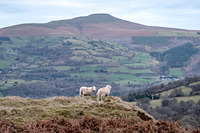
[80,92,83,98]
[79,90,82,97]
[105,94,108,100]
[97,94,99,101]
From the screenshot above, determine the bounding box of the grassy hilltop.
[0,96,199,132]
[0,96,152,126]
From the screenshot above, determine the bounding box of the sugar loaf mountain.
[0,14,200,131]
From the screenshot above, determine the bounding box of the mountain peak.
[46,13,120,29]
[86,13,118,20]
[88,13,113,17]
[69,13,119,23]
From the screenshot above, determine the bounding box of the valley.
[0,36,159,97]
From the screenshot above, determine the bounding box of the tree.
[168,98,178,108]
[181,115,199,129]
[162,99,169,107]
[155,59,170,76]
[169,88,184,98]
[137,97,151,105]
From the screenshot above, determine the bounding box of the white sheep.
[96,85,112,101]
[79,86,96,98]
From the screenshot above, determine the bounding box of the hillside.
[0,14,198,39]
[1,34,200,98]
[0,96,199,132]
[122,76,200,129]
[0,35,160,98]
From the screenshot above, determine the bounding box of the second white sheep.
[96,85,112,101]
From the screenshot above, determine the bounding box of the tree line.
[121,76,200,102]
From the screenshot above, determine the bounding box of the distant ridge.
[0,13,195,38]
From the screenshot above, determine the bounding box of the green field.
[159,86,192,97]
[117,59,135,64]
[149,95,200,108]
[51,66,71,71]
[112,56,127,60]
[70,72,97,77]
[169,68,183,77]
[181,86,193,95]
[189,81,200,86]
[80,66,104,71]
[0,60,12,69]
[157,31,200,37]
[107,67,154,74]
[124,63,151,68]
[0,79,42,89]
[9,36,29,47]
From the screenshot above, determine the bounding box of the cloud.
[1,0,91,7]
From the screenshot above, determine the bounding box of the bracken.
[0,116,199,133]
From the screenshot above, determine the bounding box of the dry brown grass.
[0,96,153,126]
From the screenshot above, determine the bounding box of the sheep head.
[92,86,96,92]
[106,85,112,89]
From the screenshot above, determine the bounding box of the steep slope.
[0,14,191,39]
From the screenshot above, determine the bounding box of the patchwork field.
[0,35,198,98]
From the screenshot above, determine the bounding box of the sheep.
[96,85,112,101]
[79,86,96,98]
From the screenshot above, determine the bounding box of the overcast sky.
[0,0,200,30]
